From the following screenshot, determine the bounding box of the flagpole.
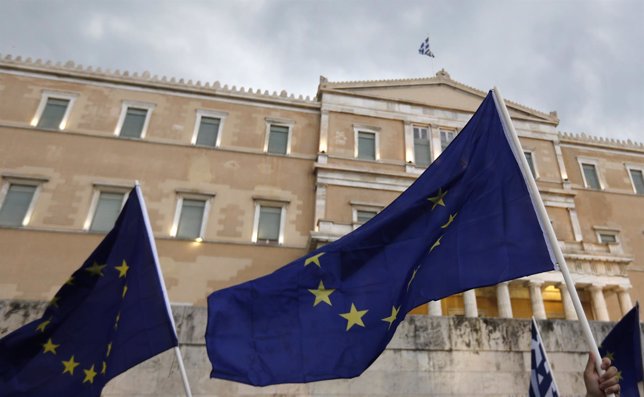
[135,183,193,397]
[491,88,613,396]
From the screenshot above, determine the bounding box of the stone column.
[617,286,634,315]
[496,282,513,318]
[589,284,610,321]
[463,289,478,318]
[529,280,547,319]
[428,300,442,316]
[558,283,578,320]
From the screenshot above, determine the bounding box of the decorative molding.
[0,54,317,107]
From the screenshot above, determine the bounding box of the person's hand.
[584,353,620,396]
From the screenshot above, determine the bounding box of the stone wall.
[2,300,642,397]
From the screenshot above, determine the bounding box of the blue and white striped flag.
[418,36,435,58]
[530,318,560,397]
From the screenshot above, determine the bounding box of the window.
[357,131,376,160]
[413,127,431,167]
[192,109,227,148]
[120,108,148,138]
[174,198,208,239]
[195,117,221,147]
[581,162,601,190]
[598,232,617,244]
[356,210,377,224]
[627,167,644,195]
[267,125,289,154]
[37,98,70,129]
[440,129,456,151]
[115,101,155,139]
[257,206,281,242]
[0,183,38,227]
[32,91,77,130]
[252,202,286,244]
[88,191,126,232]
[524,151,537,178]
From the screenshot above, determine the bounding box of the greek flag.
[418,36,435,58]
[530,318,560,397]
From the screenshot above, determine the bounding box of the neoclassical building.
[0,55,641,323]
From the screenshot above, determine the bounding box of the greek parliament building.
[0,54,642,325]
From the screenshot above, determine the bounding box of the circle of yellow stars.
[34,259,131,385]
[303,186,456,332]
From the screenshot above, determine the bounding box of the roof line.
[0,53,318,106]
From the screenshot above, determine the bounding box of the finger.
[603,383,620,395]
[599,365,617,382]
[599,373,619,389]
[584,352,595,376]
[601,357,612,371]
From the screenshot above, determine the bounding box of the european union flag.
[0,186,178,396]
[206,91,556,386]
[599,304,643,397]
[529,318,560,397]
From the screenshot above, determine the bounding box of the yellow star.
[122,285,128,299]
[339,303,368,331]
[304,252,325,268]
[615,370,622,381]
[65,276,74,286]
[85,262,106,277]
[42,338,60,354]
[106,342,112,357]
[101,361,107,375]
[427,188,448,210]
[62,355,80,375]
[36,319,51,333]
[430,236,443,252]
[382,306,400,329]
[82,364,97,384]
[115,260,129,278]
[114,313,120,330]
[605,351,614,361]
[307,281,335,307]
[441,213,458,229]
[407,266,420,291]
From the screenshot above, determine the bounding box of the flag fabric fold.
[206,91,556,386]
[529,318,560,397]
[599,303,643,397]
[0,186,178,397]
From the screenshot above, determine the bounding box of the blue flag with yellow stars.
[599,303,643,397]
[0,186,178,396]
[205,91,556,386]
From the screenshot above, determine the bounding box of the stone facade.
[2,300,642,396]
[0,54,642,325]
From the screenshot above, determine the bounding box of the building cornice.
[559,131,644,153]
[0,54,319,110]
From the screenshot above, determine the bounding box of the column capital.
[528,279,544,288]
[615,285,631,293]
[589,283,606,292]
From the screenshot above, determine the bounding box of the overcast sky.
[2,0,642,142]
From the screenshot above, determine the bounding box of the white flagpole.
[491,88,614,396]
[135,183,193,397]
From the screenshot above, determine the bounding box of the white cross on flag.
[529,318,560,397]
